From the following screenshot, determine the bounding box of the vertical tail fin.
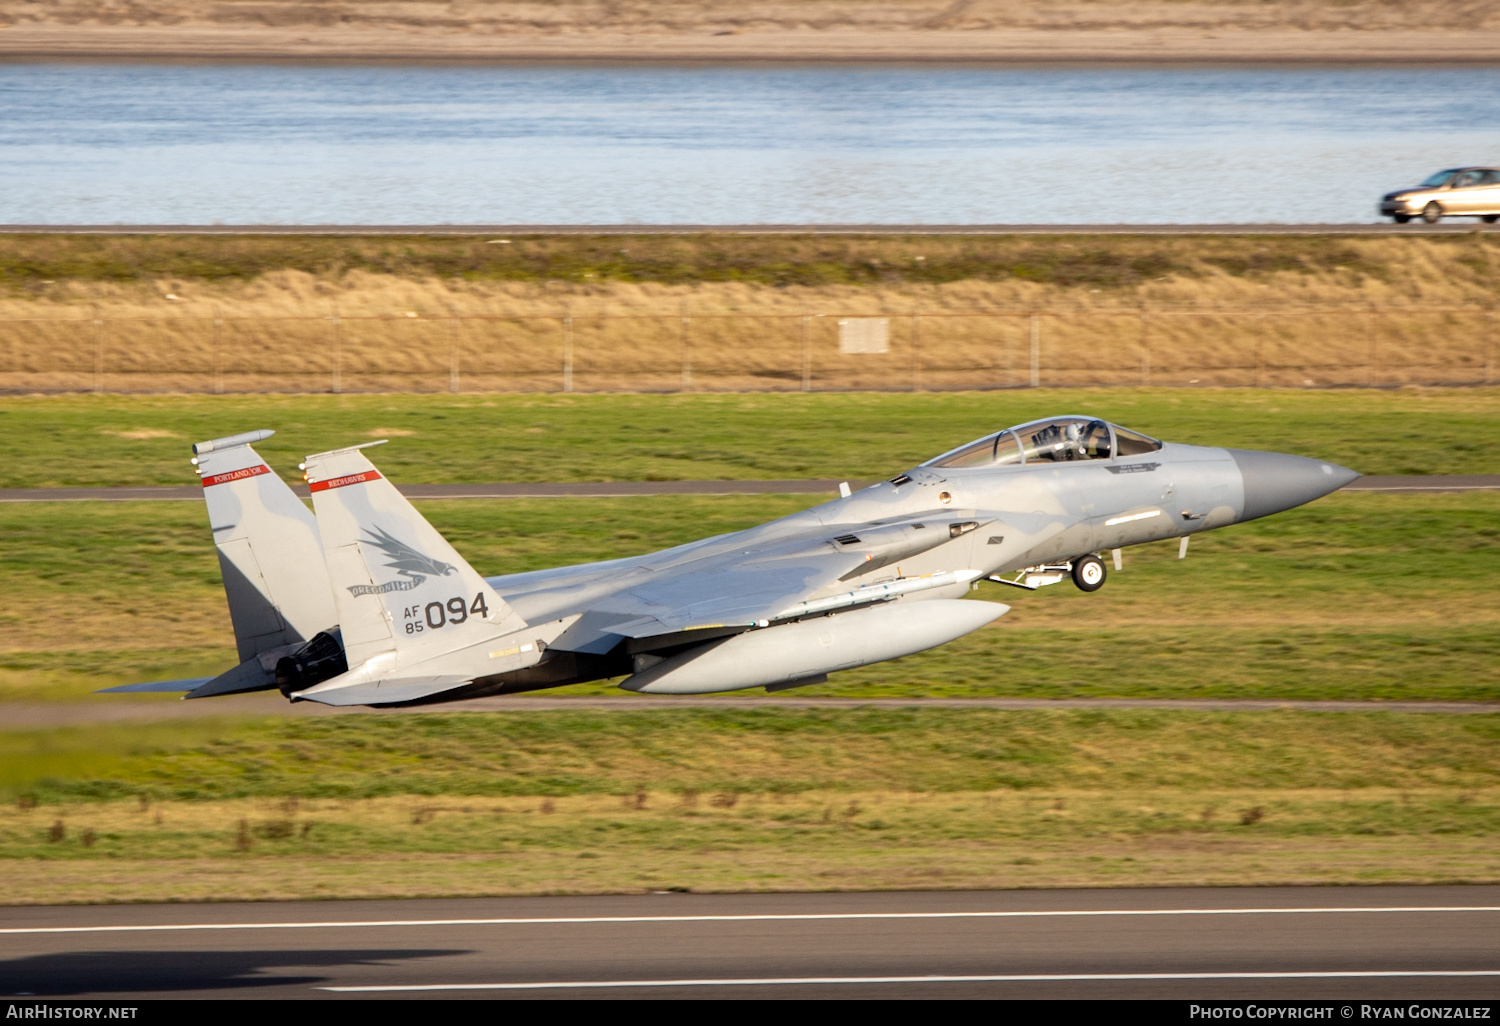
[302,443,527,680]
[195,430,337,663]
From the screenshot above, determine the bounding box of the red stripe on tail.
[201,464,271,488]
[309,470,382,492]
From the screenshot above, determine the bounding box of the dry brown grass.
[5,789,1496,904]
[1,235,1496,393]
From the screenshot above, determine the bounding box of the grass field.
[3,387,1499,487]
[3,233,1496,295]
[2,387,1497,701]
[3,489,1496,703]
[3,708,1497,903]
[1,387,1496,902]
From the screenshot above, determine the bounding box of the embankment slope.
[0,0,1496,62]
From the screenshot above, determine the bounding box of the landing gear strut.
[987,554,1108,592]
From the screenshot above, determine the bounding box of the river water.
[1,62,1497,225]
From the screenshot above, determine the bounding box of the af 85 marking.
[403,593,490,634]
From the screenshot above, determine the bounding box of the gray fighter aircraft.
[104,417,1357,706]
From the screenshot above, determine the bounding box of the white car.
[1380,168,1500,224]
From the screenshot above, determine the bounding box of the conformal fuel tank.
[619,598,1009,695]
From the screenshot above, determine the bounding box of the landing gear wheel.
[1392,214,1411,224]
[1072,554,1106,592]
[1422,202,1443,224]
[1483,215,1499,224]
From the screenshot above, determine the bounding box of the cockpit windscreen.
[924,417,1163,468]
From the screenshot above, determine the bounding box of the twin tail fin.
[293,443,559,706]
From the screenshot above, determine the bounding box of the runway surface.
[3,224,1498,236]
[1,475,1495,504]
[4,886,1499,999]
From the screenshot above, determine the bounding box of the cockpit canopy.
[923,416,1164,469]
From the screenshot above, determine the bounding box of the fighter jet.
[103,417,1358,706]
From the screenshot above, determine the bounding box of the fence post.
[1003,314,1014,387]
[212,311,224,395]
[798,315,810,390]
[680,314,692,391]
[329,307,341,394]
[562,312,573,393]
[911,314,922,392]
[449,316,460,394]
[93,317,104,394]
[1138,309,1149,387]
[1254,314,1264,388]
[1487,308,1495,386]
[1029,314,1040,388]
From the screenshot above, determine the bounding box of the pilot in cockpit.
[1025,419,1111,461]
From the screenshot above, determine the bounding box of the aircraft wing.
[602,548,874,636]
[535,510,990,644]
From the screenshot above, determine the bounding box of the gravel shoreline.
[0,25,1497,63]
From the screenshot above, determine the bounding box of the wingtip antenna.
[302,439,389,463]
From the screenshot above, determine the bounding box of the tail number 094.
[404,593,490,634]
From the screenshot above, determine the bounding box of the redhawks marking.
[310,470,383,492]
[201,464,270,488]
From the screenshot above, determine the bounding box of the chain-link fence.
[0,306,1494,393]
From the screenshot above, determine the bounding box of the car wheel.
[1483,215,1499,224]
[1071,555,1106,593]
[1421,202,1443,224]
[1392,214,1411,224]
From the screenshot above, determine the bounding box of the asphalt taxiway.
[3,887,1498,999]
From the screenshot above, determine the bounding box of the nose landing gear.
[987,554,1108,592]
[1071,554,1107,592]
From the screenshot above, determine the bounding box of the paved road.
[1,475,1496,503]
[3,224,1498,235]
[3,886,1498,999]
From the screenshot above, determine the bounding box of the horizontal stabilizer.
[184,654,282,699]
[294,675,472,707]
[97,678,212,694]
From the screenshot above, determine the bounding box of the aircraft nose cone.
[1227,449,1360,523]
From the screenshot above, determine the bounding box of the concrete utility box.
[838,317,889,355]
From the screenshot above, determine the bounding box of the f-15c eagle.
[104,418,1357,707]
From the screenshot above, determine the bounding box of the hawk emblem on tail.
[347,526,457,596]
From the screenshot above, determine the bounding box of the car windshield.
[1420,170,1461,187]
